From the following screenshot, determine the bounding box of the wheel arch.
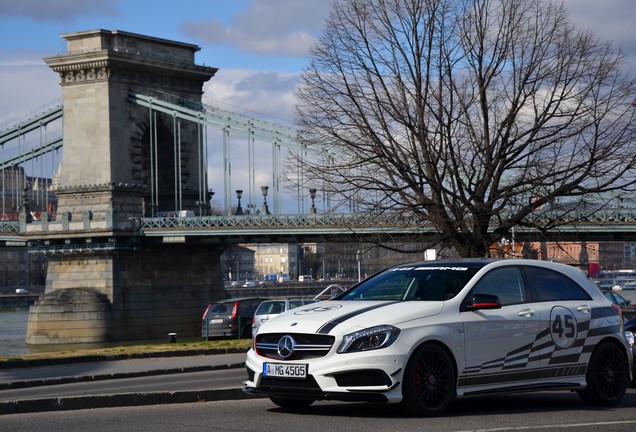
[597,335,631,362]
[408,338,460,389]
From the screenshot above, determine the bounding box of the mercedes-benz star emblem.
[277,335,296,359]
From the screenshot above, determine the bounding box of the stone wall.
[27,245,225,344]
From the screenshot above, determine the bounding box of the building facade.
[1,166,57,220]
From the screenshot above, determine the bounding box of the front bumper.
[243,346,407,403]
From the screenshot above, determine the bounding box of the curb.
[0,387,264,415]
[0,347,249,370]
[0,362,245,391]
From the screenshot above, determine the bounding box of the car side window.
[566,278,592,300]
[524,267,591,301]
[469,267,526,306]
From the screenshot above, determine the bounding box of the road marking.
[456,420,636,432]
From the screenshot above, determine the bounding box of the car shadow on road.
[269,390,636,419]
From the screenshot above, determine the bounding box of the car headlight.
[337,325,401,353]
[626,330,635,348]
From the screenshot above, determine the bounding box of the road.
[0,368,246,402]
[2,389,636,432]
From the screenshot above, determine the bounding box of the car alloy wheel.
[578,341,629,405]
[400,343,456,416]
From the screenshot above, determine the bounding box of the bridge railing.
[0,221,19,233]
[139,212,425,231]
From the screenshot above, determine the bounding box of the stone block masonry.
[27,246,225,344]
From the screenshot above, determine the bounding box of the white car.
[244,259,633,416]
[252,298,318,338]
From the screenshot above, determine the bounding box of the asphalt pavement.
[0,349,251,415]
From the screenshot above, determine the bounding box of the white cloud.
[204,68,299,123]
[179,0,330,57]
[562,0,636,76]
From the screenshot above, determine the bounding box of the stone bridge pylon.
[26,30,224,344]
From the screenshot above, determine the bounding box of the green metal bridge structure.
[2,29,636,347]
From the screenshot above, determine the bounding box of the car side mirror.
[466,293,502,311]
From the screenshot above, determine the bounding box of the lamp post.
[261,185,271,215]
[309,188,317,214]
[207,189,215,215]
[235,189,243,215]
[197,189,215,216]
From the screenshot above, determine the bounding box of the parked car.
[201,297,266,339]
[624,316,636,387]
[252,298,318,338]
[298,275,314,282]
[245,259,633,416]
[242,280,256,288]
[602,289,636,319]
[313,284,347,300]
[15,288,29,295]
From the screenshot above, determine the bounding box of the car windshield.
[336,264,482,301]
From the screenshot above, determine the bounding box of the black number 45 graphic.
[550,307,578,349]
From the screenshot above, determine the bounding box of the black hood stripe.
[316,302,399,334]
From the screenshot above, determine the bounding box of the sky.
[0,0,635,212]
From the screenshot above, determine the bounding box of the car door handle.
[518,308,535,318]
[576,305,591,313]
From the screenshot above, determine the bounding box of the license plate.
[263,363,307,379]
[210,319,223,324]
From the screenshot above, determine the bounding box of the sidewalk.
[0,349,252,415]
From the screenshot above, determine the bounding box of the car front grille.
[255,333,335,360]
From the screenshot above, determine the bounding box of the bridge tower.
[26,30,223,344]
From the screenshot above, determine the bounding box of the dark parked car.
[602,289,636,319]
[201,297,266,339]
[625,316,636,387]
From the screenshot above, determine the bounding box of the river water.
[0,308,201,356]
[1,308,31,356]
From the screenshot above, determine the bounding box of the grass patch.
[0,339,253,363]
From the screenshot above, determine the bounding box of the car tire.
[578,340,629,406]
[270,397,314,409]
[399,343,456,417]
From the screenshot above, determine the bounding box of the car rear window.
[208,303,228,314]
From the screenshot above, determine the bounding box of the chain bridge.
[2,29,636,346]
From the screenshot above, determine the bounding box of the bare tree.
[292,0,636,257]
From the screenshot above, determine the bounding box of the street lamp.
[261,185,271,215]
[309,188,317,214]
[205,189,215,215]
[235,189,243,215]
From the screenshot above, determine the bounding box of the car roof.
[259,298,312,302]
[214,297,267,303]
[388,259,591,281]
[390,259,497,267]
